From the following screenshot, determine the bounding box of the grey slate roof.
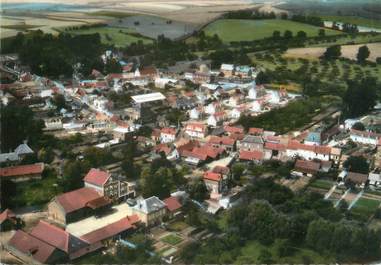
[133,196,166,214]
[14,142,34,155]
[242,135,264,144]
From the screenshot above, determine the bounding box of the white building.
[350,129,381,146]
[184,123,207,138]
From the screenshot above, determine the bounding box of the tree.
[140,167,171,199]
[1,102,44,152]
[52,94,66,110]
[306,219,334,252]
[62,160,90,191]
[343,156,369,174]
[318,29,326,37]
[296,31,307,39]
[343,78,378,117]
[284,30,293,39]
[232,163,245,181]
[323,45,341,60]
[188,178,208,201]
[257,249,273,264]
[356,45,370,63]
[104,58,122,74]
[272,30,281,39]
[351,122,365,131]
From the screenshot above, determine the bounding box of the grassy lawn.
[236,240,334,263]
[320,15,381,29]
[161,234,183,246]
[203,19,342,43]
[6,169,62,208]
[65,26,153,47]
[309,179,334,190]
[167,221,188,231]
[351,198,380,220]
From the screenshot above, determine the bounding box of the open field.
[203,19,342,43]
[160,234,183,246]
[320,15,381,30]
[0,13,106,38]
[285,43,381,62]
[64,26,153,46]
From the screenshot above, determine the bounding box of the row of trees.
[323,44,370,63]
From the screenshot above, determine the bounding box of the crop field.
[309,179,334,190]
[107,15,197,40]
[65,26,153,47]
[203,19,342,43]
[285,43,381,62]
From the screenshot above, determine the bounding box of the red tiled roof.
[30,221,70,253]
[55,187,102,214]
[229,133,245,141]
[209,136,235,146]
[204,172,222,182]
[86,197,112,209]
[249,127,264,135]
[265,142,286,151]
[0,163,44,178]
[81,215,139,244]
[154,143,172,155]
[239,150,263,161]
[8,230,56,264]
[161,127,177,135]
[0,209,16,224]
[139,66,157,76]
[347,172,368,184]
[224,126,244,134]
[83,168,111,187]
[185,123,207,132]
[294,159,320,174]
[163,196,182,212]
[287,140,331,155]
[212,166,230,175]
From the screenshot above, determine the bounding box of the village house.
[292,159,321,177]
[83,168,136,201]
[184,122,208,139]
[239,150,264,163]
[163,196,182,218]
[208,136,236,152]
[346,172,368,187]
[44,117,63,131]
[0,163,44,182]
[234,65,252,78]
[48,187,112,225]
[239,135,264,151]
[350,129,381,146]
[134,66,158,80]
[286,140,332,161]
[0,141,34,165]
[368,172,381,187]
[220,64,234,77]
[80,215,140,247]
[207,112,225,127]
[203,171,227,198]
[130,196,167,226]
[160,127,177,143]
[183,145,225,166]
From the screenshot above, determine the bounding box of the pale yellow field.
[285,43,381,62]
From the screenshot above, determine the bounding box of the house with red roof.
[183,145,225,166]
[48,187,111,225]
[7,230,65,264]
[80,215,140,245]
[30,220,98,260]
[208,136,236,152]
[84,168,136,201]
[184,122,208,139]
[239,150,264,163]
[203,171,227,198]
[160,127,177,143]
[248,127,264,135]
[292,159,321,177]
[163,196,182,218]
[224,125,244,135]
[286,140,332,161]
[0,163,44,182]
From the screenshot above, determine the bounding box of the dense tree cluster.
[223,10,276,20]
[290,15,324,27]
[2,31,105,78]
[0,102,44,152]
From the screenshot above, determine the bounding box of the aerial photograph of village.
[0,0,381,263]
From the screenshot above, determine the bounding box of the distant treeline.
[223,10,276,20]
